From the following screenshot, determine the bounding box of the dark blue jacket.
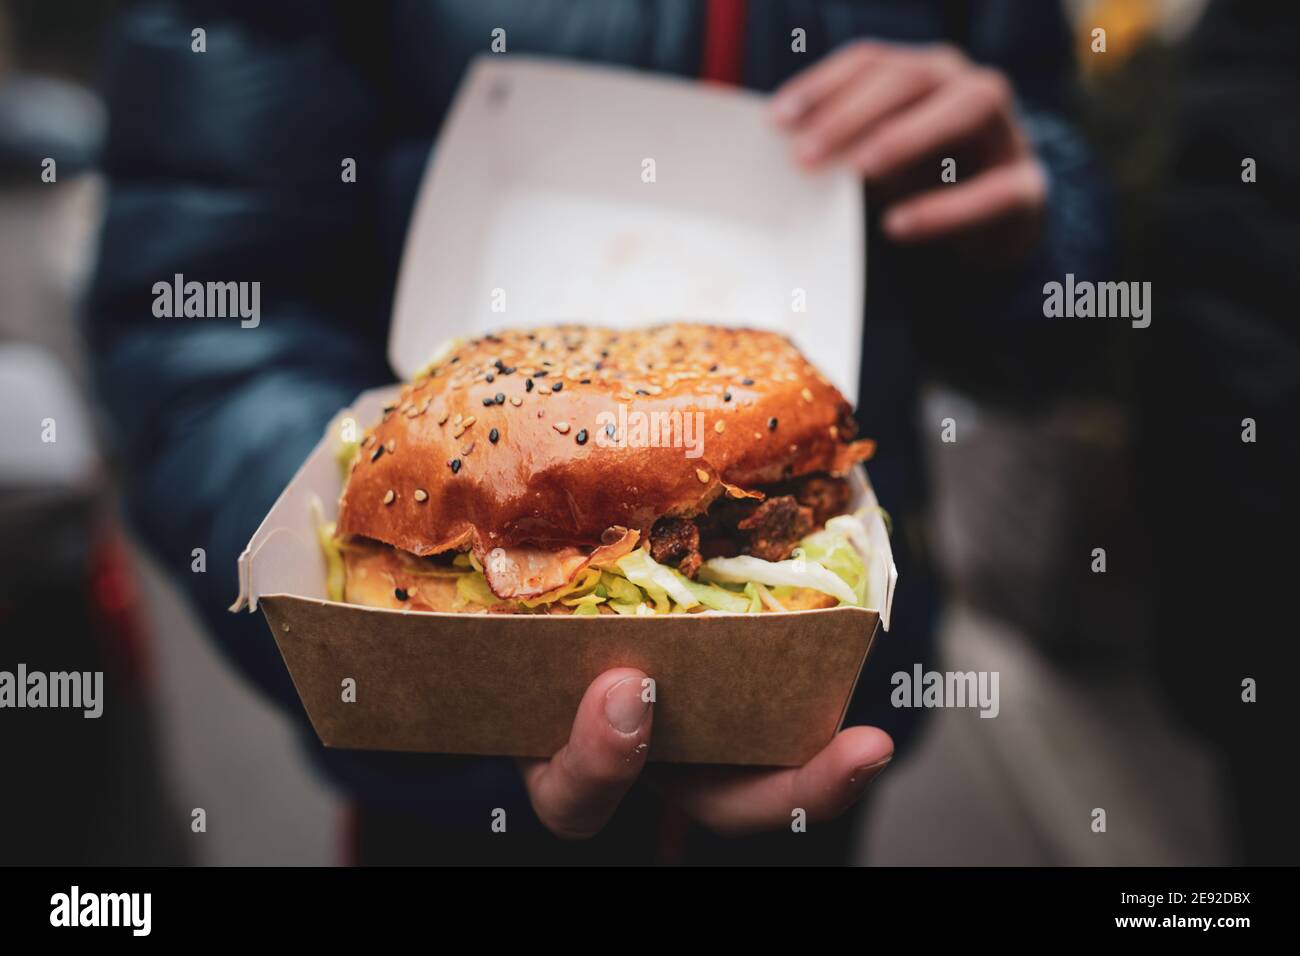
[87,0,1107,863]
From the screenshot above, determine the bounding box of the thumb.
[518,668,654,839]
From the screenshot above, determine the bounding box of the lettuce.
[617,549,698,610]
[750,581,787,611]
[699,553,859,605]
[680,576,753,613]
[346,515,873,615]
[454,570,498,608]
[310,499,346,603]
[795,515,870,605]
[319,522,346,603]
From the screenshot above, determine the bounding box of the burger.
[320,323,880,615]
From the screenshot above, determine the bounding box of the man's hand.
[518,668,893,840]
[771,41,1047,258]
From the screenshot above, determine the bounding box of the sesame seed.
[489,428,499,444]
[414,489,428,502]
[394,587,408,601]
[485,373,495,383]
[605,423,617,439]
[715,420,726,434]
[509,396,522,406]
[482,397,495,407]
[525,378,534,392]
[462,441,476,456]
[438,411,449,425]
[575,429,588,445]
[635,389,649,396]
[709,364,719,372]
[801,388,814,402]
[551,382,563,393]
[696,469,709,484]
[370,445,384,463]
[501,366,516,375]
[723,391,732,402]
[385,439,395,454]
[383,489,395,505]
[462,416,475,428]
[494,392,505,405]
[553,421,570,434]
[768,417,779,431]
[742,378,754,386]
[449,459,461,474]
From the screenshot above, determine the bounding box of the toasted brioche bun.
[337,323,872,599]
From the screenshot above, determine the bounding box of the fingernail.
[605,676,650,734]
[848,756,892,791]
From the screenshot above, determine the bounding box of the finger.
[793,47,969,166]
[848,67,1016,181]
[518,667,653,839]
[769,40,889,127]
[882,158,1047,243]
[792,63,941,166]
[662,725,893,836]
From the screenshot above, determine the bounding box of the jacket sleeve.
[86,2,394,710]
[84,3,542,823]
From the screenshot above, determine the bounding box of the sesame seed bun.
[336,323,873,600]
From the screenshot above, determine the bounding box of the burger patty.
[736,496,815,561]
[648,473,851,575]
[647,517,702,577]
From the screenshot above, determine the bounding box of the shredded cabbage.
[310,499,346,602]
[617,549,698,609]
[454,571,497,608]
[699,552,859,605]
[319,522,346,602]
[351,515,873,615]
[751,581,786,611]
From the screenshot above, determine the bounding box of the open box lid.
[389,55,865,397]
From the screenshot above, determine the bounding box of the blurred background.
[1,0,1292,866]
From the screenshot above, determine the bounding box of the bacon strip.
[479,527,639,600]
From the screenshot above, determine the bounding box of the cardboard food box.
[232,56,897,767]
